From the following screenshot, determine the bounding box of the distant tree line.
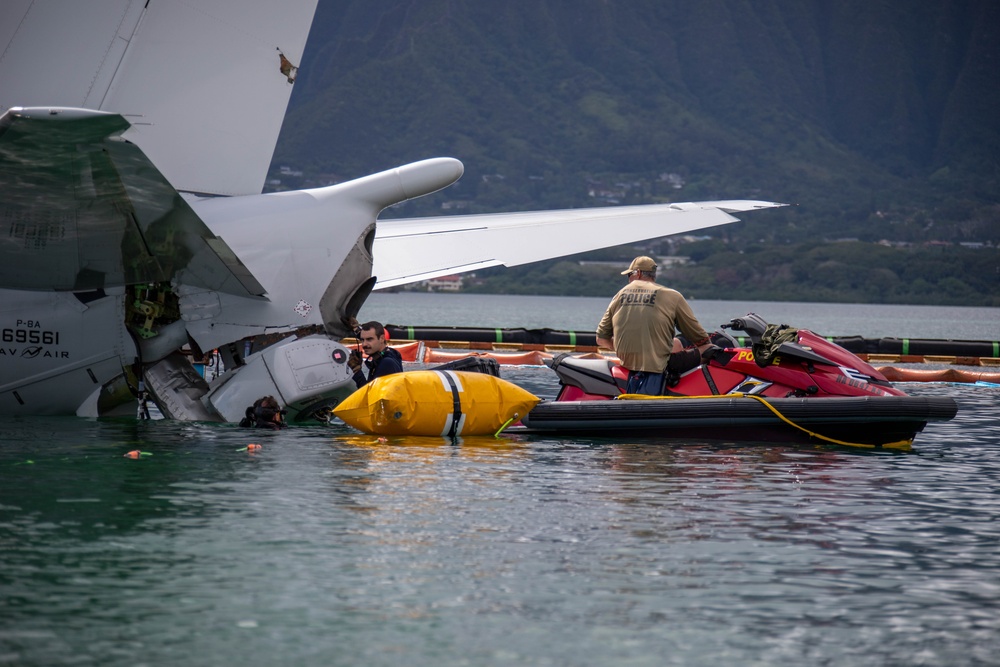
[464,242,1000,307]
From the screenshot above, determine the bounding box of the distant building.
[426,275,464,292]
[658,172,686,189]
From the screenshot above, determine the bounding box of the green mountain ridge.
[270,1,999,304]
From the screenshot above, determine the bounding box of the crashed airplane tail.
[0,0,784,421]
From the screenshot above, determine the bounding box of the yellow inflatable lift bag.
[333,371,540,437]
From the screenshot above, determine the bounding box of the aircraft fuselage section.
[0,288,135,415]
[0,325,66,357]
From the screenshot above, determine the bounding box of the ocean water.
[1,297,998,666]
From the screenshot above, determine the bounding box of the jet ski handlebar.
[720,313,770,340]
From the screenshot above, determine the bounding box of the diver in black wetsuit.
[238,395,286,429]
[348,320,403,388]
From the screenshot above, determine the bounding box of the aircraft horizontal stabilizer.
[372,200,786,288]
[0,107,264,296]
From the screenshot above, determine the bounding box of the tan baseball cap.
[621,256,657,275]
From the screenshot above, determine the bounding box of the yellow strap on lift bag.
[333,370,540,436]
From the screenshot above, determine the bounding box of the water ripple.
[1,383,998,666]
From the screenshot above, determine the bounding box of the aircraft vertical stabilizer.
[0,0,318,196]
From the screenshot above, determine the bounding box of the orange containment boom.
[422,348,554,366]
[877,367,1000,384]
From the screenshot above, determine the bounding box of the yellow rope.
[615,393,913,450]
[494,414,518,438]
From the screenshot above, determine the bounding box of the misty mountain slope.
[272,0,998,244]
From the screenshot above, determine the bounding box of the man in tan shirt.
[596,256,713,394]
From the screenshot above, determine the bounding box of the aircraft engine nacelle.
[204,334,357,423]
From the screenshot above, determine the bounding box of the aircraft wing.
[371,200,785,288]
[0,107,264,295]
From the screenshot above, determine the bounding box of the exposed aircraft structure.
[0,0,783,421]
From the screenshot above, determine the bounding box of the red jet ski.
[518,313,958,448]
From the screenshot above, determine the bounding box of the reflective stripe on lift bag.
[439,371,463,438]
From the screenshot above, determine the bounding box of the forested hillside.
[463,242,998,306]
[270,1,999,303]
